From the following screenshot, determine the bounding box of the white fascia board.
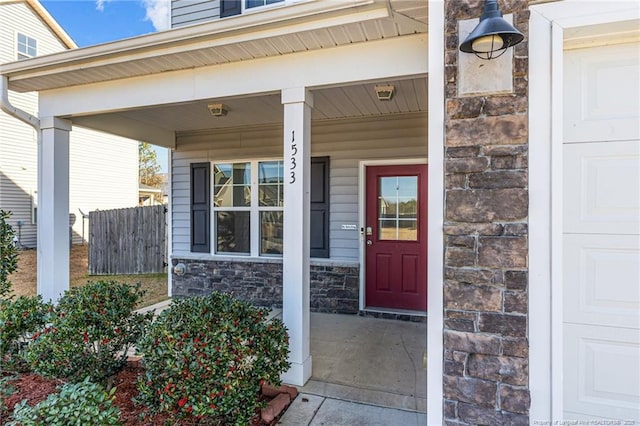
[39,34,427,117]
[1,0,383,81]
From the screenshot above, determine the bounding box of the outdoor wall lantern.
[459,0,524,60]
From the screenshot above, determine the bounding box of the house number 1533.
[289,130,297,184]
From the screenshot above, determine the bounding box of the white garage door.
[563,41,640,421]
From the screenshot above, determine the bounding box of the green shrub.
[0,210,18,299]
[0,295,51,372]
[0,375,16,419]
[24,281,153,384]
[136,292,290,425]
[9,377,121,426]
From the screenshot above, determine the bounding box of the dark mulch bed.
[1,366,280,425]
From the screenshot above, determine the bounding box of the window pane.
[259,161,282,183]
[216,211,250,253]
[260,211,283,255]
[398,219,418,241]
[379,177,397,200]
[398,197,417,218]
[246,0,264,8]
[378,219,397,240]
[259,184,283,206]
[259,161,283,206]
[378,198,397,218]
[378,175,419,241]
[17,34,36,58]
[397,176,417,197]
[214,163,250,207]
[247,0,283,7]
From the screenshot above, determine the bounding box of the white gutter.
[0,75,40,130]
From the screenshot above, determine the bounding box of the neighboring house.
[1,0,638,424]
[139,183,163,206]
[0,0,138,247]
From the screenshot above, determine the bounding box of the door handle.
[367,240,373,246]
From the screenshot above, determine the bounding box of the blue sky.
[40,0,170,171]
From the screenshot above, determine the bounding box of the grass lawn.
[7,245,169,308]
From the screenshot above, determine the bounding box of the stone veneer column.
[442,1,530,424]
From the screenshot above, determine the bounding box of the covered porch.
[0,0,429,389]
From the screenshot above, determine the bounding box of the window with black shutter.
[190,157,329,257]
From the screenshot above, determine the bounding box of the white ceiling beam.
[72,115,176,148]
[40,34,427,118]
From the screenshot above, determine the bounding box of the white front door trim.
[357,158,428,313]
[529,1,640,422]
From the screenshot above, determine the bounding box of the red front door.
[365,164,427,311]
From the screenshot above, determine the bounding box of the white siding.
[0,1,67,64]
[0,1,139,247]
[0,0,65,246]
[68,127,139,244]
[171,0,220,28]
[171,113,427,261]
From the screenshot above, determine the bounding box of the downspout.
[0,75,40,131]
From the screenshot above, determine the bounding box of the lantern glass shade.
[459,0,524,60]
[471,34,504,53]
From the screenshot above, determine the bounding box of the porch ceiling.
[72,77,428,136]
[1,0,428,93]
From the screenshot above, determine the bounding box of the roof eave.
[1,0,383,84]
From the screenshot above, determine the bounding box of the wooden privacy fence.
[89,205,166,275]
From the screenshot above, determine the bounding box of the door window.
[378,176,418,241]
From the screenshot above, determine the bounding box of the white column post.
[280,87,313,386]
[37,117,71,302]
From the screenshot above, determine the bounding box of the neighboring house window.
[17,33,37,60]
[246,0,284,10]
[213,160,284,256]
[220,0,285,18]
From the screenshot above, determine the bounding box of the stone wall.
[443,1,530,424]
[171,259,360,314]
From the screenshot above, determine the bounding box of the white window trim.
[211,158,283,258]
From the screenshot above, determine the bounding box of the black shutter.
[220,0,241,18]
[190,163,210,253]
[310,156,330,258]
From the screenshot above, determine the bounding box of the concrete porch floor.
[280,312,427,426]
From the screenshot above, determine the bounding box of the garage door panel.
[564,324,640,420]
[564,43,640,143]
[563,140,640,235]
[564,234,640,328]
